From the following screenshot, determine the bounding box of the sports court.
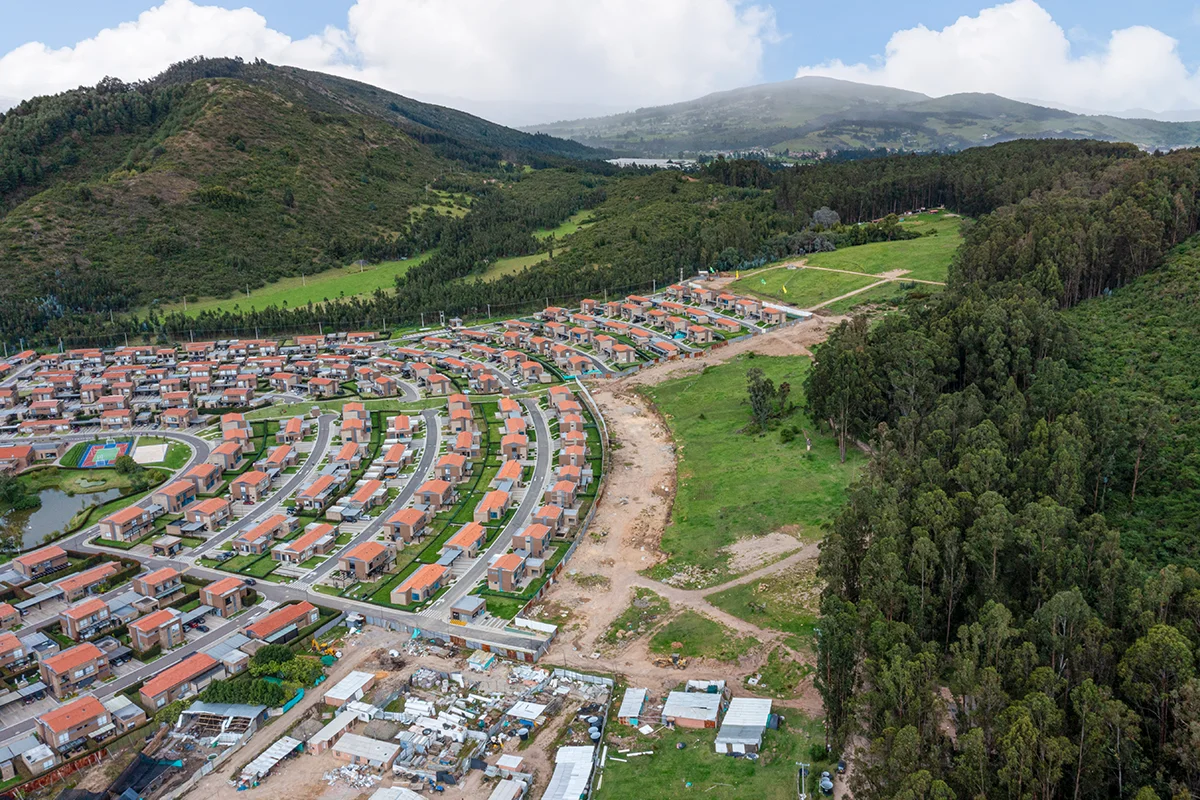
[78,439,135,468]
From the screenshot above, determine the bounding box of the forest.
[803,146,1200,797]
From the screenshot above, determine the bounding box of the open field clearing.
[645,353,862,587]
[805,211,962,281]
[158,251,433,314]
[534,208,595,241]
[731,267,880,308]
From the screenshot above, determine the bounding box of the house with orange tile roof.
[230,470,272,503]
[97,505,158,543]
[435,453,470,483]
[60,597,113,641]
[53,563,120,603]
[447,407,475,435]
[139,652,223,709]
[184,463,221,494]
[0,445,35,475]
[13,545,68,581]
[493,459,524,489]
[513,524,552,559]
[416,480,454,511]
[194,579,244,620]
[208,441,245,472]
[244,601,318,641]
[271,524,336,564]
[387,414,416,438]
[473,490,511,524]
[182,497,231,532]
[519,361,544,382]
[295,474,340,511]
[275,416,305,444]
[338,541,394,581]
[533,505,566,533]
[385,508,429,543]
[442,523,486,559]
[449,430,480,459]
[0,631,26,670]
[129,608,184,653]
[37,695,111,752]
[543,480,579,508]
[233,514,295,555]
[151,480,198,515]
[496,398,522,419]
[340,479,385,518]
[0,601,17,630]
[500,433,529,461]
[380,443,410,471]
[390,564,447,605]
[40,642,110,698]
[330,441,363,469]
[487,553,527,592]
[132,567,183,601]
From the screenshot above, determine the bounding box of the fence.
[158,731,253,800]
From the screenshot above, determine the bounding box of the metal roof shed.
[617,688,647,725]
[715,697,773,754]
[487,778,528,800]
[240,735,302,780]
[661,691,720,728]
[308,708,359,753]
[542,746,594,800]
[324,670,375,706]
[332,733,401,769]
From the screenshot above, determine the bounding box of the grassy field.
[706,562,821,648]
[648,611,759,662]
[804,211,962,281]
[819,280,935,315]
[646,354,863,586]
[534,209,594,241]
[728,212,962,308]
[730,267,880,308]
[157,251,434,315]
[473,250,555,282]
[603,587,671,645]
[597,715,835,800]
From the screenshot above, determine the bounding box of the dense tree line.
[803,145,1200,795]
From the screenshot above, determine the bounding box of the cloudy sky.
[2,0,1200,125]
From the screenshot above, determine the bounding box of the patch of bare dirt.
[722,528,802,575]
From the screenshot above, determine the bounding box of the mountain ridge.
[523,75,1200,155]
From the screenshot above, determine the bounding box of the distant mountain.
[524,76,1200,155]
[0,57,600,334]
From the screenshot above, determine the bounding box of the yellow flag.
[735,270,740,279]
[781,284,788,294]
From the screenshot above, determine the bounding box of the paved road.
[304,408,440,584]
[433,396,553,612]
[188,414,336,557]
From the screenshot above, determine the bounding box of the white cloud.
[794,0,1200,115]
[0,0,776,124]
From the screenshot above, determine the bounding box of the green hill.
[0,58,599,339]
[525,75,1200,155]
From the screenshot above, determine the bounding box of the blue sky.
[4,1,1198,81]
[3,1,1200,124]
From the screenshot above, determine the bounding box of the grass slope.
[1069,237,1200,566]
[803,212,962,281]
[731,268,879,308]
[159,251,433,315]
[646,354,862,586]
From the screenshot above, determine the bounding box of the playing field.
[79,440,134,468]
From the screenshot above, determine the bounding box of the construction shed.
[714,697,774,755]
[178,702,268,744]
[240,735,303,783]
[332,733,401,770]
[542,746,594,800]
[617,687,647,726]
[324,670,376,707]
[308,709,359,753]
[661,691,721,729]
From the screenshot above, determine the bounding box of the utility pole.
[797,762,810,800]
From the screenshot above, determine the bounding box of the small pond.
[0,487,122,550]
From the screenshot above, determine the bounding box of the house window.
[156,697,165,708]
[57,733,68,744]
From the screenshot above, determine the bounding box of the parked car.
[244,578,257,586]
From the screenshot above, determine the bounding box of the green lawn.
[648,611,759,662]
[157,251,434,315]
[729,267,880,308]
[597,716,835,800]
[646,354,862,586]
